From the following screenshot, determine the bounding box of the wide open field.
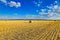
[0,20,60,40]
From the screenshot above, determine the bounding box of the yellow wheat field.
[0,20,60,40]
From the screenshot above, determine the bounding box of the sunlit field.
[0,20,60,40]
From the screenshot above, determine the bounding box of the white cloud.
[39,9,48,14]
[26,1,60,19]
[0,0,21,8]
[8,1,21,8]
[13,13,18,16]
[46,1,60,19]
[36,10,39,12]
[0,15,26,19]
[25,14,48,19]
[0,0,60,19]
[38,1,60,19]
[33,1,42,7]
[8,1,16,7]
[0,0,7,3]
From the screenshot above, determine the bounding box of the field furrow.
[0,20,60,40]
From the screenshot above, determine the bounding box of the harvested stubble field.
[0,20,60,40]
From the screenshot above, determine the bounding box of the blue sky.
[0,0,60,19]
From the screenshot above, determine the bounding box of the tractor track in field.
[0,20,60,40]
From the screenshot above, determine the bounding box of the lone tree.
[29,20,32,23]
[26,15,32,23]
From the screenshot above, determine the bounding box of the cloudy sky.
[0,0,60,19]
